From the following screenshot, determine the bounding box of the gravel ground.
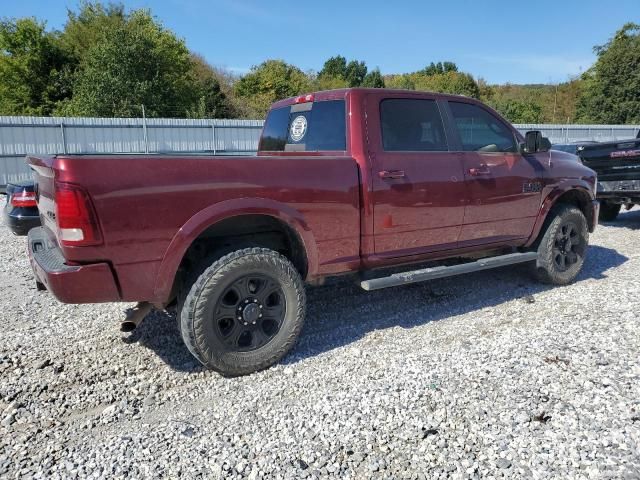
[1,208,639,480]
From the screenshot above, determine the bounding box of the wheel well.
[553,189,595,231]
[172,215,308,300]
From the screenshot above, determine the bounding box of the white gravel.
[1,207,639,479]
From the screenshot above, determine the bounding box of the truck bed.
[28,153,361,303]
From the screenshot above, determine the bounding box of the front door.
[367,95,467,257]
[446,101,544,246]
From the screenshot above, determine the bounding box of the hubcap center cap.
[242,303,260,323]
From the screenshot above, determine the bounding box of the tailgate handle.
[379,170,405,179]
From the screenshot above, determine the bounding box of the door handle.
[468,165,491,176]
[379,170,405,179]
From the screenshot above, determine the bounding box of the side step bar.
[360,252,538,291]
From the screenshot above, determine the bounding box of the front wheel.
[599,201,621,222]
[179,248,306,376]
[532,204,589,285]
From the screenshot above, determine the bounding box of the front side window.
[449,102,517,153]
[380,99,448,152]
[259,100,346,152]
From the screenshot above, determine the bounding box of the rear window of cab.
[259,100,346,152]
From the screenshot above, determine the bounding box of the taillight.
[11,189,37,208]
[55,182,102,245]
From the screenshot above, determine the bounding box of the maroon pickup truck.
[27,88,599,376]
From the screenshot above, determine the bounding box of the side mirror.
[522,130,551,153]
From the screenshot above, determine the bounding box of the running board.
[360,252,538,291]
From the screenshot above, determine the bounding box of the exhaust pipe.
[120,302,153,332]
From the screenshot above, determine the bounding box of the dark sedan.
[3,180,40,235]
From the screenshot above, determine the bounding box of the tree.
[577,22,640,124]
[492,99,543,123]
[59,9,195,117]
[234,59,311,117]
[0,18,69,115]
[318,55,369,87]
[419,61,458,76]
[385,74,415,90]
[410,71,480,98]
[187,54,231,118]
[345,60,367,87]
[59,1,126,62]
[362,68,385,88]
[318,55,347,79]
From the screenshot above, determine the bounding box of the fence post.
[211,123,217,155]
[141,105,149,153]
[60,122,67,154]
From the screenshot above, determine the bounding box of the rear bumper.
[28,227,121,303]
[5,211,40,236]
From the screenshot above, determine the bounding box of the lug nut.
[254,299,258,303]
[245,299,249,304]
[244,322,248,326]
[259,305,263,309]
[259,314,262,318]
[252,321,256,325]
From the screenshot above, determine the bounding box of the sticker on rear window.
[289,115,307,142]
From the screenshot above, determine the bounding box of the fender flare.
[525,180,595,247]
[152,197,319,302]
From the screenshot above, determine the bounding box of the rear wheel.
[179,247,306,376]
[599,201,621,222]
[532,204,588,285]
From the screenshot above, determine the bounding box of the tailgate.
[580,139,640,181]
[26,155,58,236]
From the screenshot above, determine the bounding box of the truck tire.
[179,248,306,376]
[598,201,621,222]
[532,204,588,285]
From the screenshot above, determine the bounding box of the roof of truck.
[270,87,474,110]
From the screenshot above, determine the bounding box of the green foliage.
[318,55,371,87]
[58,9,194,117]
[385,74,415,90]
[1,6,637,123]
[384,62,477,97]
[409,71,480,98]
[483,80,584,124]
[491,99,543,123]
[345,60,367,87]
[59,1,126,62]
[1,2,236,118]
[419,61,458,76]
[318,55,347,79]
[187,54,230,118]
[234,60,311,117]
[0,18,69,115]
[362,68,385,88]
[577,23,640,124]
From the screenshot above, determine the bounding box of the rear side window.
[258,100,346,152]
[380,99,447,152]
[449,102,517,153]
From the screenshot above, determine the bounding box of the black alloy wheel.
[214,274,286,351]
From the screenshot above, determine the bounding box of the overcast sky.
[4,0,639,84]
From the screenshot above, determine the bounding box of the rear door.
[366,94,467,257]
[445,101,543,246]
